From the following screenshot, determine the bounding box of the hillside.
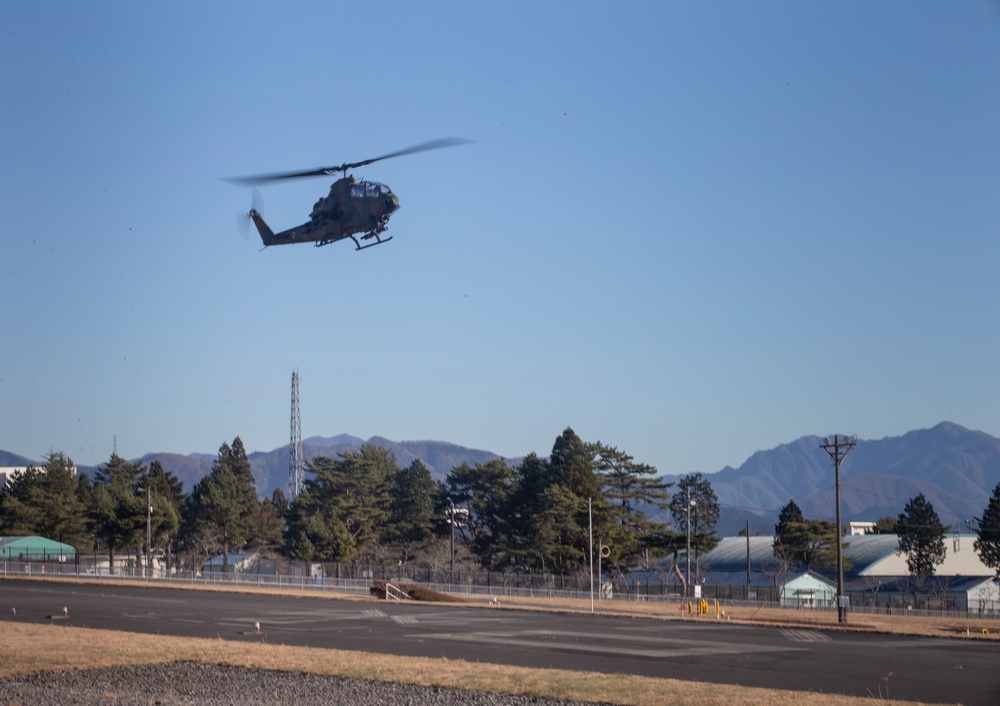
[686,422,1000,532]
[0,450,36,467]
[136,436,511,498]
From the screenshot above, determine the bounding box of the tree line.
[0,428,723,577]
[8,429,999,584]
[771,491,1000,581]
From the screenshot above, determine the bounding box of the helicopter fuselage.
[251,176,400,249]
[230,137,470,251]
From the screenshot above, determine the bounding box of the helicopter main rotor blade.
[342,136,474,171]
[223,166,338,187]
[222,137,473,187]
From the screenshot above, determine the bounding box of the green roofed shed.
[0,535,76,561]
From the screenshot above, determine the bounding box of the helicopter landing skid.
[350,233,393,250]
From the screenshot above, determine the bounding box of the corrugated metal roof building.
[846,575,1000,613]
[846,534,990,577]
[0,536,76,561]
[649,533,999,611]
[682,534,993,578]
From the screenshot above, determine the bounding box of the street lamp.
[821,434,856,624]
[448,498,456,583]
[145,473,152,579]
[686,488,697,598]
[445,499,468,586]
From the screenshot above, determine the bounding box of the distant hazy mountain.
[670,422,1000,533]
[0,450,36,467]
[137,436,511,498]
[6,422,999,534]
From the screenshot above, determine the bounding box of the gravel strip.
[0,663,613,706]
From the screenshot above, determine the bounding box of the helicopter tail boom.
[248,209,275,247]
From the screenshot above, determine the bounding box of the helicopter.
[225,137,471,251]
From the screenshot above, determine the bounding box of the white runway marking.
[416,629,802,658]
[780,629,832,642]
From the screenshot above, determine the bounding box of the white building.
[845,533,991,577]
[849,521,875,536]
[0,467,29,488]
[0,465,77,488]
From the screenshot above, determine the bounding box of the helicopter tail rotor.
[236,188,264,242]
[249,208,275,247]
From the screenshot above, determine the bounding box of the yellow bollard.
[688,601,693,615]
[715,600,721,617]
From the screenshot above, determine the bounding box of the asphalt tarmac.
[1,579,996,705]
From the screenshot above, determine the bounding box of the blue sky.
[2,2,999,485]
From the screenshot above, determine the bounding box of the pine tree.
[256,488,288,551]
[974,482,1000,579]
[549,427,601,501]
[897,493,947,577]
[446,458,514,568]
[88,454,147,568]
[772,499,807,568]
[502,453,550,569]
[143,460,182,565]
[865,516,898,534]
[0,465,46,535]
[548,428,609,570]
[187,438,261,571]
[594,443,672,567]
[669,473,720,575]
[389,459,437,545]
[283,445,395,563]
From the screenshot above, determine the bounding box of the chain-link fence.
[4,556,998,619]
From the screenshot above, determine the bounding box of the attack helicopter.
[225,137,471,251]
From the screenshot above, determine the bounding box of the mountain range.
[4,422,998,534]
[690,422,999,533]
[141,435,512,501]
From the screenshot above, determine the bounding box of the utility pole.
[449,498,456,585]
[146,480,152,579]
[821,434,857,624]
[746,519,751,602]
[589,498,594,613]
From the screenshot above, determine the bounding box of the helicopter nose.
[389,193,400,211]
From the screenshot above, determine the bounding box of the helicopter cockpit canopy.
[351,181,393,198]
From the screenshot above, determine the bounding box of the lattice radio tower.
[289,369,304,498]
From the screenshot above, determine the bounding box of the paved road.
[1,580,996,705]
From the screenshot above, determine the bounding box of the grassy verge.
[0,622,949,706]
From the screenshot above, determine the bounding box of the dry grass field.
[2,576,992,705]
